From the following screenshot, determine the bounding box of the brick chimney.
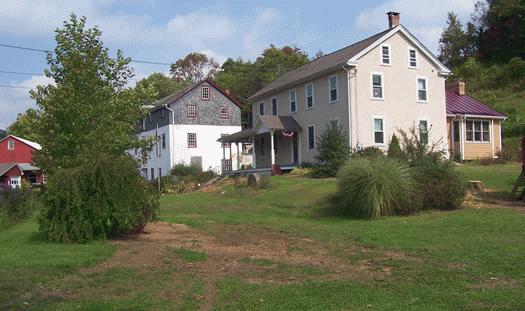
[456,80,466,95]
[387,12,400,28]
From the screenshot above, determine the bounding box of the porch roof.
[218,116,302,143]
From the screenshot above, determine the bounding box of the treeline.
[438,0,525,141]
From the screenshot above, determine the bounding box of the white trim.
[307,125,316,150]
[289,89,297,113]
[328,75,338,103]
[408,47,418,69]
[498,120,503,153]
[491,119,495,158]
[370,72,384,100]
[447,114,506,120]
[416,76,428,103]
[305,83,315,109]
[348,25,451,75]
[460,117,465,161]
[465,119,491,144]
[271,97,278,116]
[380,43,391,65]
[372,116,386,146]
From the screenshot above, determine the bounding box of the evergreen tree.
[387,134,405,161]
[438,12,469,68]
[314,123,351,177]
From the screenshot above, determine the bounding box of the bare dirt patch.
[84,221,421,309]
[467,277,521,289]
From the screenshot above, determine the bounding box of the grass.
[0,163,523,309]
[173,247,208,262]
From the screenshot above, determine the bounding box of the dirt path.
[83,221,414,309]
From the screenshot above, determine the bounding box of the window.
[149,113,152,123]
[142,168,148,179]
[381,44,390,65]
[161,109,165,119]
[417,77,428,102]
[289,90,297,113]
[274,135,278,154]
[260,137,265,156]
[220,106,229,118]
[453,121,460,143]
[329,76,338,103]
[142,119,146,131]
[272,98,278,116]
[187,133,197,148]
[161,134,166,149]
[329,118,340,128]
[151,168,155,180]
[419,120,429,144]
[221,134,230,148]
[409,48,418,68]
[466,120,490,142]
[187,105,196,117]
[201,86,210,100]
[7,140,14,150]
[306,84,314,109]
[259,102,265,115]
[308,125,315,150]
[159,168,162,178]
[373,118,384,144]
[10,177,20,189]
[371,73,384,99]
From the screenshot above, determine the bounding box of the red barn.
[0,135,44,188]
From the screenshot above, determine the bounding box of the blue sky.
[0,0,476,129]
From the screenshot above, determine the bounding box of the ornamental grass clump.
[335,157,422,219]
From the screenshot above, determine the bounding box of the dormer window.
[7,140,14,150]
[409,48,418,68]
[187,105,196,117]
[220,106,229,119]
[201,86,210,100]
[381,44,391,65]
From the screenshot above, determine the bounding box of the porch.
[218,116,302,176]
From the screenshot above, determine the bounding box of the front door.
[292,132,299,164]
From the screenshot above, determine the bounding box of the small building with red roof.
[0,135,44,188]
[446,81,506,160]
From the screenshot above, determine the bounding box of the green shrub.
[354,146,385,159]
[387,134,406,161]
[170,163,217,185]
[314,123,351,177]
[0,185,38,225]
[288,167,315,177]
[39,156,159,243]
[334,157,422,219]
[413,159,466,210]
[171,163,202,177]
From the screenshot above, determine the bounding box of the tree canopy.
[7,108,41,142]
[170,52,219,83]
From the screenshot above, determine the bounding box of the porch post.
[460,117,465,161]
[270,131,275,166]
[222,143,226,172]
[229,142,232,171]
[251,136,256,169]
[236,142,241,170]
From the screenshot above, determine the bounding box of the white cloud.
[0,75,53,129]
[356,0,477,52]
[166,11,235,46]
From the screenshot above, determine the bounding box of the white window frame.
[220,106,229,119]
[201,86,210,100]
[271,97,278,116]
[418,118,429,143]
[370,72,384,100]
[465,119,491,143]
[187,133,197,148]
[417,76,428,103]
[408,47,418,68]
[10,176,21,189]
[328,75,338,103]
[7,139,14,150]
[259,102,265,115]
[372,117,385,146]
[305,83,315,109]
[161,133,166,149]
[289,89,297,113]
[187,105,196,117]
[380,44,391,65]
[307,125,316,150]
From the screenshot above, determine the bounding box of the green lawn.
[0,163,523,310]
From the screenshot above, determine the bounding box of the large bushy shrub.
[0,185,38,225]
[334,157,422,219]
[413,159,466,210]
[314,123,351,177]
[354,146,385,159]
[171,163,202,178]
[39,156,159,242]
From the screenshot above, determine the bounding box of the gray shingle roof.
[248,28,393,101]
[256,115,302,131]
[0,163,16,177]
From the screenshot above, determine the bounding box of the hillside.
[0,129,6,140]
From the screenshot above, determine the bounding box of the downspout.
[342,65,353,149]
[165,104,175,170]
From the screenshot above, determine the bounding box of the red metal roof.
[446,91,505,117]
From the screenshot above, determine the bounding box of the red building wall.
[0,165,22,186]
[0,136,38,164]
